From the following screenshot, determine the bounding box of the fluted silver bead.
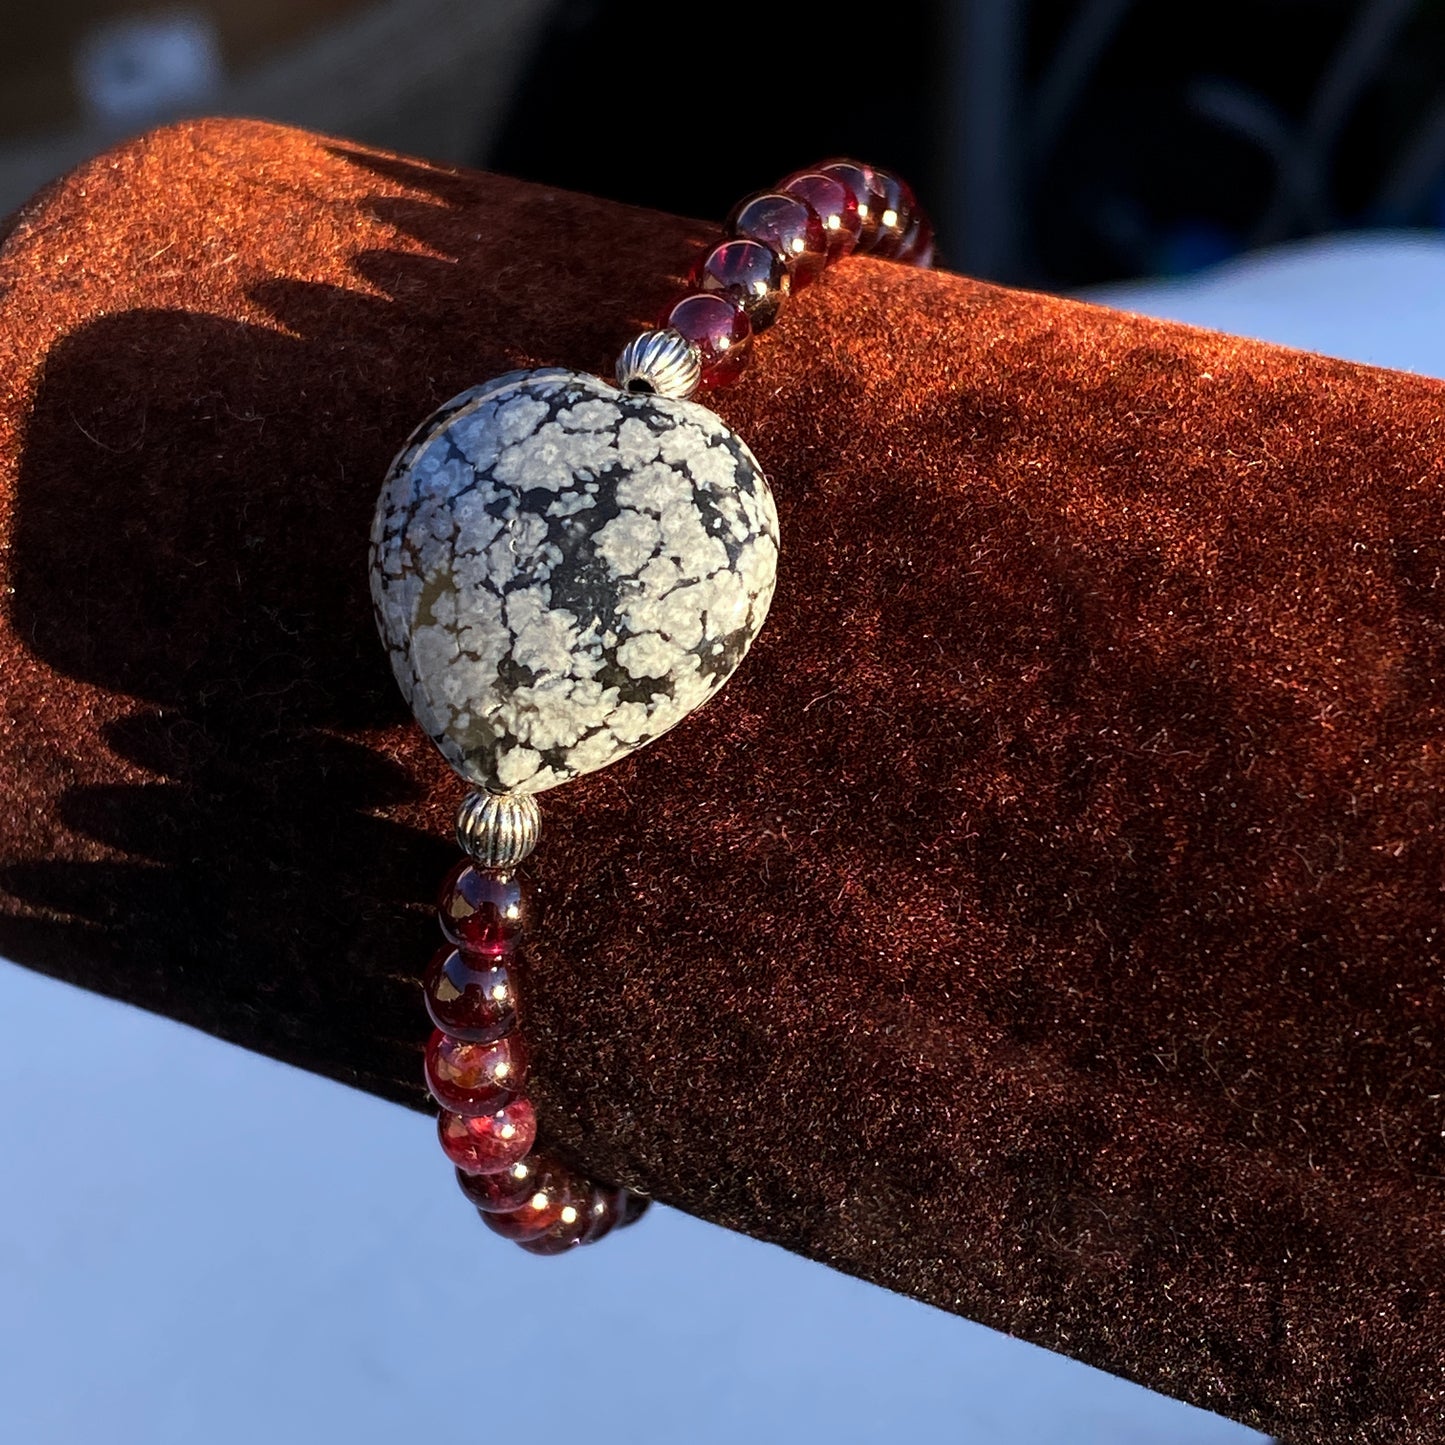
[455,790,541,868]
[614,328,701,400]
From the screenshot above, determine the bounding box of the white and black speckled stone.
[370,368,780,795]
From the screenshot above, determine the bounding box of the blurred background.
[4,4,1441,1442]
[7,0,1445,288]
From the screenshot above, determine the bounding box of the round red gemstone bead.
[423,943,519,1045]
[425,1028,528,1115]
[664,293,752,388]
[617,1190,651,1228]
[456,1156,547,1213]
[816,159,882,249]
[693,238,789,331]
[437,1100,536,1175]
[479,1156,590,1242]
[578,1185,622,1245]
[867,169,917,259]
[780,172,860,262]
[437,861,531,955]
[517,1211,593,1255]
[728,192,827,290]
[897,212,935,268]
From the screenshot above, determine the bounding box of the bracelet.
[368,160,933,1256]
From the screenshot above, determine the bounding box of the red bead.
[897,212,935,268]
[867,169,917,259]
[479,1156,590,1242]
[517,1211,593,1255]
[423,944,518,1044]
[780,172,860,262]
[693,238,789,331]
[617,1190,651,1228]
[437,861,531,955]
[816,159,882,249]
[456,1156,547,1212]
[425,1028,527,1115]
[728,192,827,290]
[664,293,752,388]
[578,1186,622,1245]
[437,1100,536,1175]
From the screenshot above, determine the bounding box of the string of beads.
[420,158,932,1255]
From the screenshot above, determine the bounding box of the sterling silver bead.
[614,328,701,399]
[455,790,541,868]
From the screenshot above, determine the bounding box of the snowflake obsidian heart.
[369,368,780,794]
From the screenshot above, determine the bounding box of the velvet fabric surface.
[1,119,1443,1443]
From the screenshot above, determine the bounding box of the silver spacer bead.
[455,790,541,868]
[615,328,701,400]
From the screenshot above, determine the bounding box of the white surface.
[0,967,1258,1444]
[1086,230,1445,374]
[14,231,1429,1445]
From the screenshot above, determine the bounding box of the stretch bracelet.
[369,160,934,1256]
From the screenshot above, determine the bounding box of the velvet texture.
[1,119,1442,1442]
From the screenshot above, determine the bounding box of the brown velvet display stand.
[2,118,1443,1441]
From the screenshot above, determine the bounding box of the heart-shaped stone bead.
[369,368,779,795]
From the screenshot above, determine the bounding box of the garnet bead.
[423,944,518,1045]
[425,1028,528,1115]
[438,1100,537,1175]
[517,1211,593,1255]
[617,1190,651,1228]
[578,1186,622,1245]
[664,293,752,388]
[437,861,531,955]
[693,238,789,331]
[816,159,882,248]
[456,1157,546,1213]
[898,212,935,268]
[867,169,917,259]
[728,192,828,290]
[780,172,860,261]
[480,1156,590,1242]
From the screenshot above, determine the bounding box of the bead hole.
[624,377,656,395]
